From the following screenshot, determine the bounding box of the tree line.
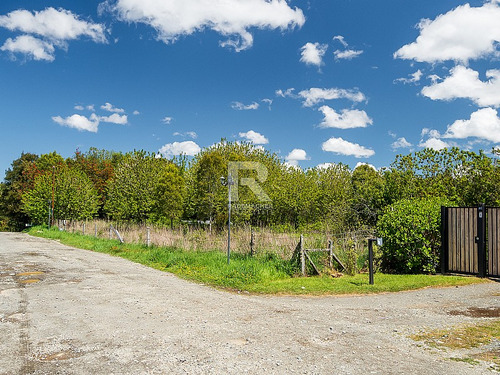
[1,142,499,273]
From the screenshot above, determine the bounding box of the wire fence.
[57,219,375,271]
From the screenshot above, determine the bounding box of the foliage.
[29,226,485,295]
[22,165,99,224]
[104,151,180,222]
[376,197,450,274]
[351,164,385,226]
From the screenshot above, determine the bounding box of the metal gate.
[441,205,500,278]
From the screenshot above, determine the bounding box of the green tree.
[22,165,99,224]
[351,164,384,226]
[105,151,181,222]
[154,163,186,227]
[377,197,449,274]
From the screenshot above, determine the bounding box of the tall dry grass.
[57,219,374,268]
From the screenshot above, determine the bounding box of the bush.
[376,197,449,274]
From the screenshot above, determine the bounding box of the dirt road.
[1,232,499,374]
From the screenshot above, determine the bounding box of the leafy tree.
[377,197,450,274]
[351,164,384,226]
[0,152,39,230]
[22,165,99,224]
[154,163,186,227]
[105,151,181,222]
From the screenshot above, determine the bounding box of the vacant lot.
[1,232,499,374]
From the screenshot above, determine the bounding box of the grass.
[28,226,487,295]
[411,320,500,349]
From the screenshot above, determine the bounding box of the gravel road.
[1,232,499,374]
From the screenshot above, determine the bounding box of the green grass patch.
[411,320,500,349]
[28,226,487,295]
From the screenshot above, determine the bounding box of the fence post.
[328,239,333,268]
[300,234,305,276]
[250,228,255,256]
[109,225,112,240]
[477,204,487,277]
[95,223,97,238]
[83,223,86,236]
[147,226,151,247]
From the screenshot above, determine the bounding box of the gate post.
[441,206,448,274]
[477,204,487,277]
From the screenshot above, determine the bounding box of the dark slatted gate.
[487,208,500,278]
[441,205,500,278]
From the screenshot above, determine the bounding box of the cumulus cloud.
[421,66,500,108]
[300,42,328,67]
[285,148,309,166]
[391,137,413,150]
[419,137,449,150]
[0,7,107,61]
[52,113,100,133]
[0,35,55,61]
[278,87,366,107]
[394,1,500,63]
[158,141,201,158]
[101,102,125,113]
[332,35,363,60]
[318,106,372,129]
[100,113,128,125]
[322,137,374,158]
[102,0,305,52]
[394,70,423,85]
[443,107,500,143]
[133,110,140,115]
[334,49,363,60]
[231,101,259,110]
[239,130,269,145]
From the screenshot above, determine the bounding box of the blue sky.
[1,0,499,178]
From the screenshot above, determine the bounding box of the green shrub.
[376,197,449,274]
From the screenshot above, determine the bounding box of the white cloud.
[162,116,173,125]
[261,98,273,110]
[298,87,366,107]
[100,113,128,125]
[158,141,201,158]
[276,88,296,98]
[394,1,500,63]
[318,106,372,129]
[419,137,449,150]
[421,128,441,139]
[285,148,309,166]
[334,49,363,60]
[300,42,328,67]
[0,35,55,61]
[133,110,140,115]
[239,130,269,145]
[52,113,100,133]
[322,137,375,158]
[421,66,500,108]
[101,102,125,113]
[87,104,95,111]
[394,70,423,85]
[332,35,348,48]
[443,107,500,143]
[74,105,84,111]
[173,131,197,139]
[0,7,107,61]
[103,0,305,52]
[391,137,413,150]
[231,101,259,110]
[0,7,107,42]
